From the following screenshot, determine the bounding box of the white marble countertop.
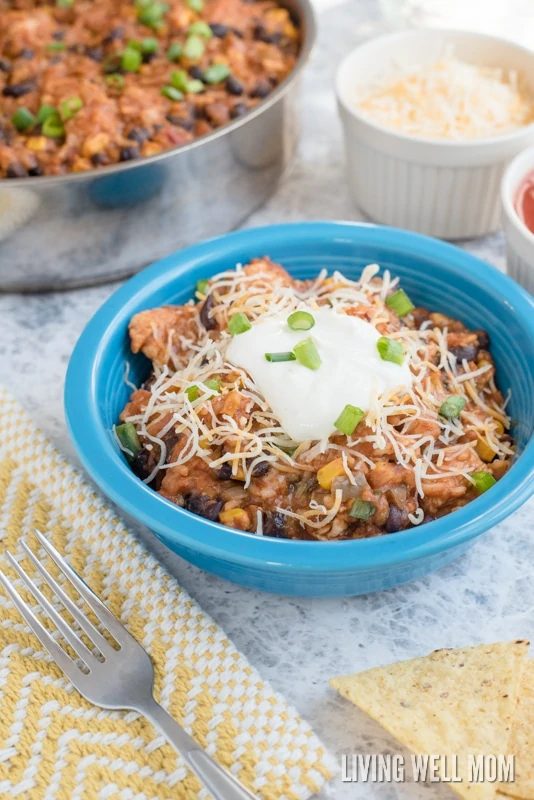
[1,1,533,798]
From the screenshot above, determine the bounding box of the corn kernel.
[26,136,48,152]
[142,141,163,158]
[476,436,496,463]
[494,420,505,436]
[219,508,250,529]
[82,133,110,157]
[317,458,346,490]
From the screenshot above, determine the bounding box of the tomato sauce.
[515,170,534,234]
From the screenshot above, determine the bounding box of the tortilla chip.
[330,641,530,800]
[499,660,534,799]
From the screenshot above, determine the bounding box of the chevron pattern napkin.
[0,388,336,799]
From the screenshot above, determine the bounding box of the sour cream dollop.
[226,307,413,442]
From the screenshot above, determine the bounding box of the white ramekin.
[336,29,534,240]
[501,146,534,295]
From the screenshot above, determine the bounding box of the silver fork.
[0,529,258,800]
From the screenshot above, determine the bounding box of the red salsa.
[515,170,534,234]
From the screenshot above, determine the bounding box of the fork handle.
[138,697,259,800]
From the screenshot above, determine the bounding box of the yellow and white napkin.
[0,388,336,799]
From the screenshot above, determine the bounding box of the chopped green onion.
[121,47,142,72]
[186,78,204,93]
[115,422,142,456]
[376,336,404,366]
[196,278,209,295]
[36,104,57,124]
[334,404,365,436]
[205,377,221,392]
[470,471,496,493]
[349,498,376,521]
[228,312,251,336]
[46,41,66,51]
[439,395,466,419]
[187,0,204,11]
[56,0,74,7]
[287,310,315,331]
[279,445,297,456]
[105,73,125,90]
[186,385,200,401]
[386,289,415,318]
[167,42,183,61]
[141,36,159,53]
[42,114,65,138]
[12,107,35,132]
[265,351,296,363]
[59,96,83,120]
[183,34,205,61]
[203,63,230,84]
[138,1,168,27]
[170,69,189,92]
[293,337,321,371]
[188,21,213,38]
[161,85,184,101]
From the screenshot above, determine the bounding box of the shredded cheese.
[356,53,534,140]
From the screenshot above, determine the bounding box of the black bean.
[28,165,42,177]
[131,448,155,481]
[53,30,65,40]
[0,59,11,73]
[475,329,490,349]
[103,27,124,45]
[6,163,28,179]
[185,493,224,521]
[231,27,244,38]
[166,114,194,131]
[263,511,287,538]
[210,23,229,37]
[127,126,150,144]
[250,80,270,98]
[252,460,270,477]
[226,75,243,95]
[189,65,205,80]
[215,463,233,480]
[164,435,179,462]
[91,153,108,166]
[254,24,281,43]
[85,46,104,62]
[199,293,217,330]
[119,145,140,162]
[450,344,479,363]
[230,102,249,119]
[386,504,409,533]
[2,79,35,97]
[19,48,34,59]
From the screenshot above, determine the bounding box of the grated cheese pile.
[119,263,514,536]
[355,55,534,140]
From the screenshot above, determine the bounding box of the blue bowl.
[65,222,534,597]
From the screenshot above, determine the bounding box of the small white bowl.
[502,146,534,295]
[336,29,534,240]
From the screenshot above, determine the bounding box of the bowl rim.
[335,28,534,151]
[501,144,534,247]
[1,0,316,189]
[65,221,534,574]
